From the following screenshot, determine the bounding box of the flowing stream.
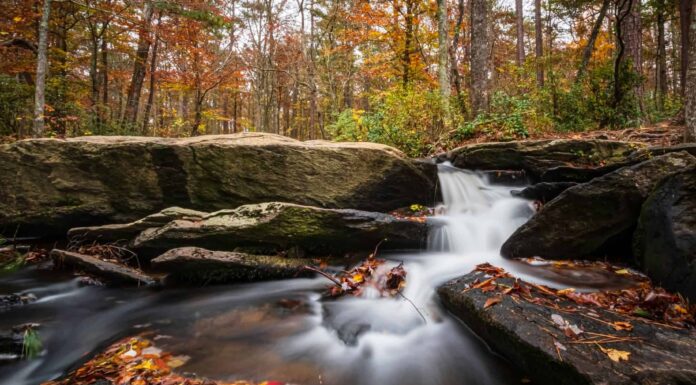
[0,163,633,385]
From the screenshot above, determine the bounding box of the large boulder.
[133,202,427,256]
[634,166,696,301]
[501,151,696,260]
[510,182,578,202]
[0,133,435,237]
[438,271,696,385]
[440,139,643,181]
[151,247,314,284]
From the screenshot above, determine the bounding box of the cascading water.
[3,163,611,385]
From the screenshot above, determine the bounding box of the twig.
[302,265,342,287]
[397,290,427,324]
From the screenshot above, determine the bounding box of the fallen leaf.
[554,341,567,351]
[484,296,503,309]
[599,346,631,362]
[615,269,630,275]
[166,355,190,368]
[611,321,633,331]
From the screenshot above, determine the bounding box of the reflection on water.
[0,163,638,385]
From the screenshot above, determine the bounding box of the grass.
[22,328,43,359]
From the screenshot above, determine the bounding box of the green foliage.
[0,75,33,136]
[328,87,458,156]
[22,328,42,359]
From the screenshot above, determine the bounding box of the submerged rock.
[151,247,313,284]
[0,293,37,310]
[501,151,696,260]
[51,249,157,286]
[438,271,696,385]
[0,133,435,237]
[634,166,696,301]
[68,207,207,242]
[133,202,427,256]
[441,139,642,181]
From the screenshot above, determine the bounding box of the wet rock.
[510,182,578,202]
[438,271,696,385]
[0,133,436,237]
[151,247,313,284]
[68,207,207,243]
[501,152,696,260]
[0,293,37,310]
[0,330,23,362]
[441,139,642,181]
[50,249,157,286]
[634,166,696,301]
[133,202,427,256]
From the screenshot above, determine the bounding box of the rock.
[50,249,157,286]
[133,202,427,256]
[0,133,436,237]
[151,247,314,284]
[442,139,642,181]
[634,166,696,301]
[438,271,696,385]
[0,293,37,310]
[68,207,207,242]
[510,182,578,202]
[501,152,696,260]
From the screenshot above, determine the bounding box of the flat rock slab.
[51,249,156,286]
[440,139,643,181]
[438,271,696,385]
[0,133,435,236]
[68,207,207,242]
[151,247,314,284]
[501,151,696,260]
[132,202,427,256]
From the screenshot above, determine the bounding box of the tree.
[471,0,492,115]
[516,0,525,66]
[680,0,693,97]
[614,0,643,115]
[437,0,450,96]
[535,0,544,87]
[123,0,154,128]
[33,0,51,137]
[575,0,611,82]
[655,0,668,110]
[686,0,696,141]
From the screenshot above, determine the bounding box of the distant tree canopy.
[0,0,693,155]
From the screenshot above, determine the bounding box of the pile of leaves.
[307,257,407,298]
[467,263,695,328]
[43,336,289,385]
[388,204,432,223]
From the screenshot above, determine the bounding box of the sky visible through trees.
[1,0,695,155]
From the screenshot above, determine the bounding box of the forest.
[1,0,695,155]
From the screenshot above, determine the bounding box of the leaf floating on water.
[483,296,502,309]
[615,269,630,275]
[599,346,631,362]
[166,355,190,368]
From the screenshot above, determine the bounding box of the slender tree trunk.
[437,0,450,96]
[403,0,415,87]
[142,13,161,134]
[123,0,154,128]
[656,0,668,111]
[685,0,696,141]
[450,0,467,115]
[471,0,492,115]
[534,0,544,87]
[33,0,51,137]
[624,0,643,111]
[575,0,610,82]
[680,0,693,97]
[515,0,525,66]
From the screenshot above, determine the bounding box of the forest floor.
[455,120,686,148]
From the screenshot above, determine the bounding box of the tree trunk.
[616,0,643,112]
[403,0,415,87]
[123,0,154,128]
[515,0,525,66]
[470,0,492,115]
[33,0,51,137]
[437,0,451,96]
[101,28,109,122]
[685,0,696,141]
[575,0,610,82]
[142,13,161,134]
[534,0,544,87]
[656,0,668,111]
[450,0,467,115]
[680,0,693,97]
